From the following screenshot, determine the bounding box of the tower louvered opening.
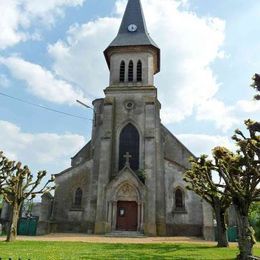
[128,60,134,82]
[137,60,142,82]
[120,61,125,82]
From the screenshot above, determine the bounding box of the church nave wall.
[164,160,203,236]
[53,160,94,233]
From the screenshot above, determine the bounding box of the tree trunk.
[6,202,21,242]
[214,204,229,247]
[235,207,255,260]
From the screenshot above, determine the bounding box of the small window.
[175,189,184,209]
[128,60,134,82]
[74,188,82,207]
[137,60,142,82]
[120,61,125,82]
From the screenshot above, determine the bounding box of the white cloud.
[0,0,85,49]
[177,133,235,157]
[196,99,239,132]
[23,0,84,25]
[0,56,89,105]
[48,17,120,98]
[0,74,10,88]
[141,0,226,124]
[195,98,260,132]
[48,0,227,126]
[236,99,260,113]
[0,120,86,172]
[0,1,27,49]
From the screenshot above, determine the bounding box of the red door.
[116,201,138,231]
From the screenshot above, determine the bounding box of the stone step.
[105,231,145,238]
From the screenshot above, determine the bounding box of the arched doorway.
[105,171,146,233]
[117,201,138,231]
[113,183,141,232]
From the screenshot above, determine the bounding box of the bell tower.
[93,0,166,236]
[104,0,160,87]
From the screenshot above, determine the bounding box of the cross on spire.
[124,152,132,167]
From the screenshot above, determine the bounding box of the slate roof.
[104,0,160,72]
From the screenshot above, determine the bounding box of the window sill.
[173,208,187,214]
[70,207,84,212]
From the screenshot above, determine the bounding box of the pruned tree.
[0,194,3,215]
[251,73,260,100]
[184,155,231,247]
[0,151,55,242]
[249,202,260,241]
[213,119,259,260]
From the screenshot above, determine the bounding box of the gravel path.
[0,234,220,244]
[0,233,259,247]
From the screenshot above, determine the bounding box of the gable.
[106,166,146,202]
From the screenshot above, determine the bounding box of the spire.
[104,0,160,73]
[118,0,150,37]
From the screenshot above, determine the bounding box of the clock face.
[128,24,138,32]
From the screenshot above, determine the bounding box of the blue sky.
[0,0,259,180]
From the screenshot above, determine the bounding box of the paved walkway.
[0,233,217,244]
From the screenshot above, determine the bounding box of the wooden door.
[116,201,138,231]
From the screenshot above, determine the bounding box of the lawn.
[0,241,259,260]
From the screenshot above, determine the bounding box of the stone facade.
[30,193,54,235]
[53,160,93,233]
[48,0,214,237]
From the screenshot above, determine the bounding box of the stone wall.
[108,46,158,87]
[53,160,93,233]
[162,125,193,169]
[202,201,215,241]
[0,202,11,232]
[164,160,203,236]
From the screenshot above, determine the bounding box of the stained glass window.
[119,123,140,171]
[175,189,184,209]
[74,188,82,207]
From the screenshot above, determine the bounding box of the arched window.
[128,60,134,82]
[137,60,142,82]
[120,61,125,82]
[175,189,184,209]
[119,123,140,171]
[74,188,82,207]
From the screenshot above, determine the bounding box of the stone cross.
[124,152,132,167]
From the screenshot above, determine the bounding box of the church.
[52,0,212,237]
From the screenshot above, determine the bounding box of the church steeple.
[118,0,149,35]
[112,0,158,48]
[104,0,160,76]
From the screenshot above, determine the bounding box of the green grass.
[0,242,259,260]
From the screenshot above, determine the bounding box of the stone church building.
[51,0,213,237]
